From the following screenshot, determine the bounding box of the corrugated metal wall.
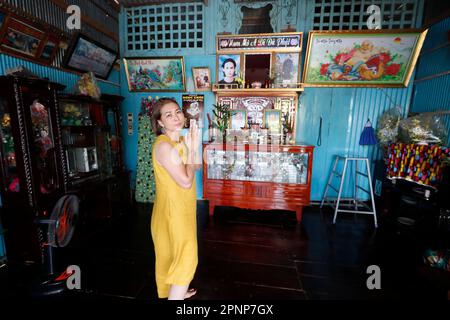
[300,84,414,201]
[1,0,119,52]
[0,53,121,94]
[0,0,121,91]
[411,17,450,146]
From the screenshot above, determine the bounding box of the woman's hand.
[185,120,200,165]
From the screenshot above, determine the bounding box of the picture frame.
[0,16,45,60]
[230,109,247,130]
[0,10,60,65]
[192,67,211,91]
[263,109,281,132]
[274,52,300,86]
[0,10,7,31]
[244,52,271,87]
[217,54,241,85]
[39,36,59,63]
[63,32,118,80]
[123,57,186,92]
[302,29,428,87]
[182,94,204,128]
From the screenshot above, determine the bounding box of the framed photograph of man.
[192,67,211,91]
[264,109,281,132]
[217,54,241,85]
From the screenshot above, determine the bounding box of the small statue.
[75,72,101,99]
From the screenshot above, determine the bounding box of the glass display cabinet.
[0,76,130,264]
[203,143,314,221]
[0,75,66,263]
[58,94,130,223]
[59,94,125,187]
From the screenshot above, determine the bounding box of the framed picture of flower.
[123,57,186,92]
[302,29,428,87]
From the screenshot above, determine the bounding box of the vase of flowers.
[235,72,244,89]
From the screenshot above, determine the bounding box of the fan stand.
[31,225,68,296]
[31,195,79,297]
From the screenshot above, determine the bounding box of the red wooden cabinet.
[203,143,314,221]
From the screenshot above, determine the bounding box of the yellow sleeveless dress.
[150,134,198,298]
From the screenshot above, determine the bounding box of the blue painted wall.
[120,53,217,198]
[119,1,424,202]
[411,17,450,145]
[0,54,121,95]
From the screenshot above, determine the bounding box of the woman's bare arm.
[155,141,196,189]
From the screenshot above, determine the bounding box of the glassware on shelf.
[60,102,92,126]
[206,148,309,184]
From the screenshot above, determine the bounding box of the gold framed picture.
[230,109,247,130]
[264,109,281,132]
[123,56,186,92]
[192,67,211,91]
[302,29,428,87]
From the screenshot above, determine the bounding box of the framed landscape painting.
[302,29,428,87]
[64,33,117,79]
[124,57,186,92]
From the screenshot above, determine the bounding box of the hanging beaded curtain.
[135,97,157,203]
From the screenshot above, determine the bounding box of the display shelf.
[212,86,304,93]
[203,143,314,221]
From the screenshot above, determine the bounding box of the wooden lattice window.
[313,0,421,30]
[125,3,204,51]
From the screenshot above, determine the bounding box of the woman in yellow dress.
[150,98,200,300]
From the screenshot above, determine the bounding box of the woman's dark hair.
[151,97,179,135]
[222,58,236,69]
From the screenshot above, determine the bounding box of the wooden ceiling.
[117,0,207,7]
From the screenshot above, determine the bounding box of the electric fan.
[32,194,80,296]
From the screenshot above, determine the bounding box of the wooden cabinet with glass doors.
[0,76,66,263]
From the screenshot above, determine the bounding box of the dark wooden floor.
[1,202,449,300]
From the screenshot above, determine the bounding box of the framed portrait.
[274,52,300,86]
[63,33,117,80]
[38,36,59,63]
[302,29,428,87]
[217,54,241,85]
[192,67,211,91]
[230,109,247,130]
[264,109,281,132]
[182,94,204,128]
[123,57,186,92]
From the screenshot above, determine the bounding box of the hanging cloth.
[359,119,377,145]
